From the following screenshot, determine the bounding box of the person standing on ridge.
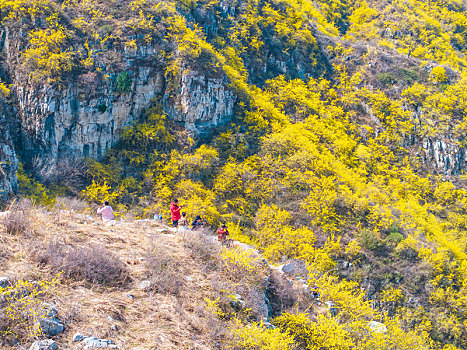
[97,201,114,221]
[170,199,183,228]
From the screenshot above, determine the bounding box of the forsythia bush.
[22,27,75,84]
[221,246,266,284]
[17,164,55,206]
[0,275,61,341]
[227,319,296,350]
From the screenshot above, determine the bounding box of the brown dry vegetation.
[0,205,243,349]
[0,203,312,349]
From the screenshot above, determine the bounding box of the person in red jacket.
[170,199,183,227]
[217,224,229,243]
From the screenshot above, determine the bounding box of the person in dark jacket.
[170,199,183,227]
[191,215,205,230]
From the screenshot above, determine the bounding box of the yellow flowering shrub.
[0,275,61,341]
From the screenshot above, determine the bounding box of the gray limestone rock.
[230,294,246,310]
[39,317,64,337]
[41,303,59,318]
[139,280,151,291]
[422,137,465,175]
[0,115,18,201]
[368,320,388,333]
[281,263,294,275]
[0,276,10,289]
[82,337,99,344]
[82,337,117,349]
[407,296,421,308]
[29,340,58,350]
[38,303,64,337]
[163,69,235,135]
[73,332,85,342]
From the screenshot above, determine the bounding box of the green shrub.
[98,24,112,37]
[398,67,419,82]
[115,71,132,94]
[97,103,107,113]
[386,231,404,245]
[377,72,397,85]
[359,229,386,253]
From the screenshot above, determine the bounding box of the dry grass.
[54,197,88,212]
[32,241,130,286]
[2,199,34,235]
[180,229,222,271]
[0,237,10,265]
[144,240,185,295]
[267,270,301,317]
[0,206,268,349]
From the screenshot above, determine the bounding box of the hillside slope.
[2,0,467,349]
[0,0,466,192]
[1,202,297,349]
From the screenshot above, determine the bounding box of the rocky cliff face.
[422,138,465,176]
[15,52,236,166]
[0,113,18,201]
[17,67,164,163]
[163,68,235,136]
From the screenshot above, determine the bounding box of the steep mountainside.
[0,0,465,185]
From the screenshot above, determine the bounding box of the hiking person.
[312,288,320,304]
[97,201,114,221]
[179,212,188,230]
[217,224,229,243]
[170,199,183,227]
[191,215,205,230]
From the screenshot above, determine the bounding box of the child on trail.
[170,199,183,227]
[217,224,229,243]
[178,212,188,230]
[97,201,114,221]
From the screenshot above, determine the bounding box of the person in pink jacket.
[97,201,114,221]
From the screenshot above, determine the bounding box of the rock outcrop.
[37,303,64,337]
[0,28,237,197]
[29,340,58,350]
[422,137,465,175]
[16,65,165,162]
[0,114,18,201]
[163,68,235,135]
